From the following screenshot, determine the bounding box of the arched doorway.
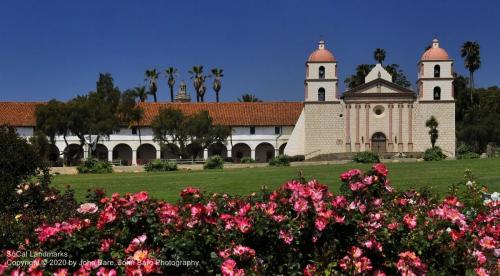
[137,144,157,165]
[208,143,228,158]
[255,142,275,163]
[186,143,203,160]
[64,144,84,166]
[91,144,108,162]
[232,143,251,163]
[113,144,133,166]
[371,132,387,153]
[47,145,61,166]
[161,144,180,160]
[279,143,287,155]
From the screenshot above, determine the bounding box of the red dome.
[421,38,450,61]
[308,40,336,62]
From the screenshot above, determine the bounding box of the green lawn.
[52,158,500,202]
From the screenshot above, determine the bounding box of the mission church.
[0,38,455,165]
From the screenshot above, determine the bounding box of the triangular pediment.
[342,78,415,100]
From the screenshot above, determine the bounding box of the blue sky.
[0,0,498,102]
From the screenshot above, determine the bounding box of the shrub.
[0,125,50,211]
[204,155,224,169]
[3,164,498,275]
[457,152,480,159]
[423,146,447,161]
[144,159,178,172]
[353,151,380,163]
[240,156,255,163]
[289,155,305,162]
[77,158,113,173]
[269,155,291,166]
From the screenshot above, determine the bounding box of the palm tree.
[238,93,262,102]
[425,116,439,148]
[164,67,177,102]
[460,41,481,103]
[211,68,224,102]
[344,64,374,89]
[188,66,204,102]
[374,48,386,64]
[145,69,160,102]
[134,86,148,102]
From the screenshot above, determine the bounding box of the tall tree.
[374,48,386,64]
[165,67,178,102]
[460,41,481,103]
[189,66,204,102]
[119,90,145,144]
[385,64,411,88]
[134,86,148,102]
[344,64,374,89]
[425,116,439,148]
[145,69,160,102]
[211,68,224,102]
[237,93,262,102]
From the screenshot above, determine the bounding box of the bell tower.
[305,40,339,101]
[417,38,454,101]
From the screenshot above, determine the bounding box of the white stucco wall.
[284,109,305,156]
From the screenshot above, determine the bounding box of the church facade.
[285,38,456,158]
[0,38,456,165]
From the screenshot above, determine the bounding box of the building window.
[434,65,440,78]
[373,105,385,116]
[275,127,281,135]
[433,87,441,100]
[318,88,325,102]
[319,66,325,79]
[250,126,255,135]
[131,127,137,135]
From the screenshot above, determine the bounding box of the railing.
[305,149,321,157]
[160,158,205,164]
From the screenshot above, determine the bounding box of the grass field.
[52,158,500,202]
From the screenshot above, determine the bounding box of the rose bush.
[1,163,498,275]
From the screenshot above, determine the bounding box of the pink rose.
[77,203,98,214]
[372,163,388,177]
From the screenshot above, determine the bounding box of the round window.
[373,105,385,116]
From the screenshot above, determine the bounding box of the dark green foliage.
[269,155,291,167]
[423,146,447,161]
[77,158,113,174]
[0,125,49,211]
[240,157,255,163]
[353,151,380,163]
[144,160,178,172]
[425,116,439,148]
[344,63,411,89]
[456,144,480,159]
[0,126,77,249]
[457,152,480,160]
[152,107,231,159]
[238,93,262,102]
[204,155,224,169]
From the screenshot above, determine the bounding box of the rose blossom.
[77,203,98,214]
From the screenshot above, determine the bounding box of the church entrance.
[371,132,387,153]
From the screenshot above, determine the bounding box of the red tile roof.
[0,102,42,127]
[0,102,303,127]
[138,102,303,126]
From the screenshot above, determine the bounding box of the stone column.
[132,150,137,166]
[156,150,161,160]
[408,104,413,152]
[203,149,209,160]
[355,104,360,152]
[365,104,370,151]
[108,150,113,162]
[227,146,232,158]
[83,144,89,160]
[251,149,256,160]
[398,104,403,152]
[388,104,394,152]
[345,104,351,152]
